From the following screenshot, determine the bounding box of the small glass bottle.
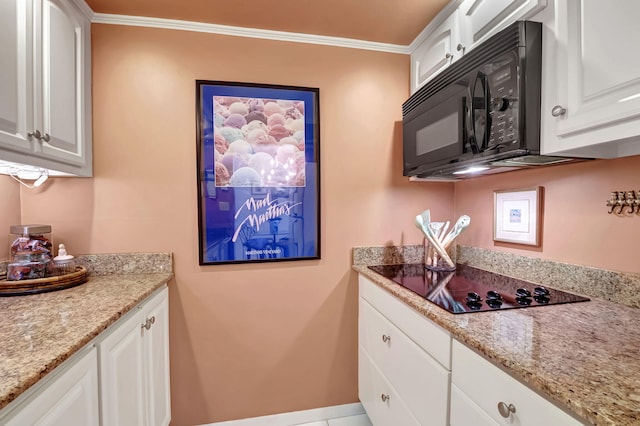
[51,244,77,276]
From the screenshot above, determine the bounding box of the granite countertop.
[0,253,173,411]
[354,263,640,426]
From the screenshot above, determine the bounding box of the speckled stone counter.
[0,253,173,410]
[353,246,640,426]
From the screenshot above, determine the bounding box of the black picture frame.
[196,80,320,265]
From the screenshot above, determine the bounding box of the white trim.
[91,13,410,54]
[67,0,95,21]
[200,402,366,426]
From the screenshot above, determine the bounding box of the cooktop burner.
[368,264,590,314]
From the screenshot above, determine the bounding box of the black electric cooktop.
[368,264,590,314]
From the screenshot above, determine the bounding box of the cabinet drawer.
[451,384,497,426]
[358,349,420,426]
[359,275,451,369]
[359,298,450,425]
[452,340,584,425]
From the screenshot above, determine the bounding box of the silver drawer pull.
[381,334,391,343]
[381,393,390,402]
[551,105,567,117]
[497,401,516,418]
[28,130,42,139]
[141,317,155,330]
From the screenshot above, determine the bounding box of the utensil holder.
[424,240,456,271]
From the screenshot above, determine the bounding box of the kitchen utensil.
[415,211,455,268]
[441,215,471,250]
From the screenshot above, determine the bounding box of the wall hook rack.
[606,190,640,214]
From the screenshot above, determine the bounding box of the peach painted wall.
[0,176,21,259]
[453,155,640,274]
[17,25,454,425]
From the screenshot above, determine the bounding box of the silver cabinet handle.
[381,334,391,343]
[41,133,50,142]
[497,401,516,418]
[28,130,42,139]
[445,52,453,60]
[457,43,465,52]
[141,316,156,330]
[551,105,567,117]
[381,393,390,402]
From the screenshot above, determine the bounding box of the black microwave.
[402,21,575,180]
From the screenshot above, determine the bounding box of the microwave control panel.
[487,60,518,149]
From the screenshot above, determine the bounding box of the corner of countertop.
[352,244,640,309]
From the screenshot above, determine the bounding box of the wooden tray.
[0,266,89,296]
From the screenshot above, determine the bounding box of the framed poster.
[196,81,320,265]
[493,187,542,246]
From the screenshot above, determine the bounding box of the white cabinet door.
[542,0,640,158]
[451,340,584,425]
[143,286,171,426]
[35,0,91,168]
[0,0,92,176]
[98,286,171,426]
[411,10,461,93]
[459,0,546,49]
[0,346,99,426]
[99,306,147,426]
[359,298,450,425]
[450,384,498,426]
[358,349,421,426]
[0,0,33,154]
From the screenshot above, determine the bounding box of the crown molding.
[91,13,411,55]
[68,0,95,21]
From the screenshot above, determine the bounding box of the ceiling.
[85,0,450,46]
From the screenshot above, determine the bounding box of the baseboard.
[201,402,366,426]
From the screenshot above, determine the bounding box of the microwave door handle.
[465,89,480,154]
[473,71,491,152]
[482,73,492,152]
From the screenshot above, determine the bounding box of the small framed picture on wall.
[493,187,542,246]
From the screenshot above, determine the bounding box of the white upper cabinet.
[411,9,462,93]
[541,0,640,158]
[0,0,33,154]
[0,0,92,176]
[409,0,547,94]
[458,0,547,50]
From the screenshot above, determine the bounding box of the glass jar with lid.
[7,225,53,281]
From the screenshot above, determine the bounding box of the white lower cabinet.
[0,285,170,426]
[358,275,451,426]
[0,346,99,426]
[358,274,586,425]
[450,384,497,426]
[451,340,584,425]
[99,286,171,426]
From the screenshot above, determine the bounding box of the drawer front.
[359,275,451,369]
[452,340,584,425]
[359,298,450,426]
[358,349,421,426]
[451,384,498,426]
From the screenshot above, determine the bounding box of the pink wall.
[0,176,21,259]
[454,155,640,273]
[6,20,637,426]
[17,25,454,425]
